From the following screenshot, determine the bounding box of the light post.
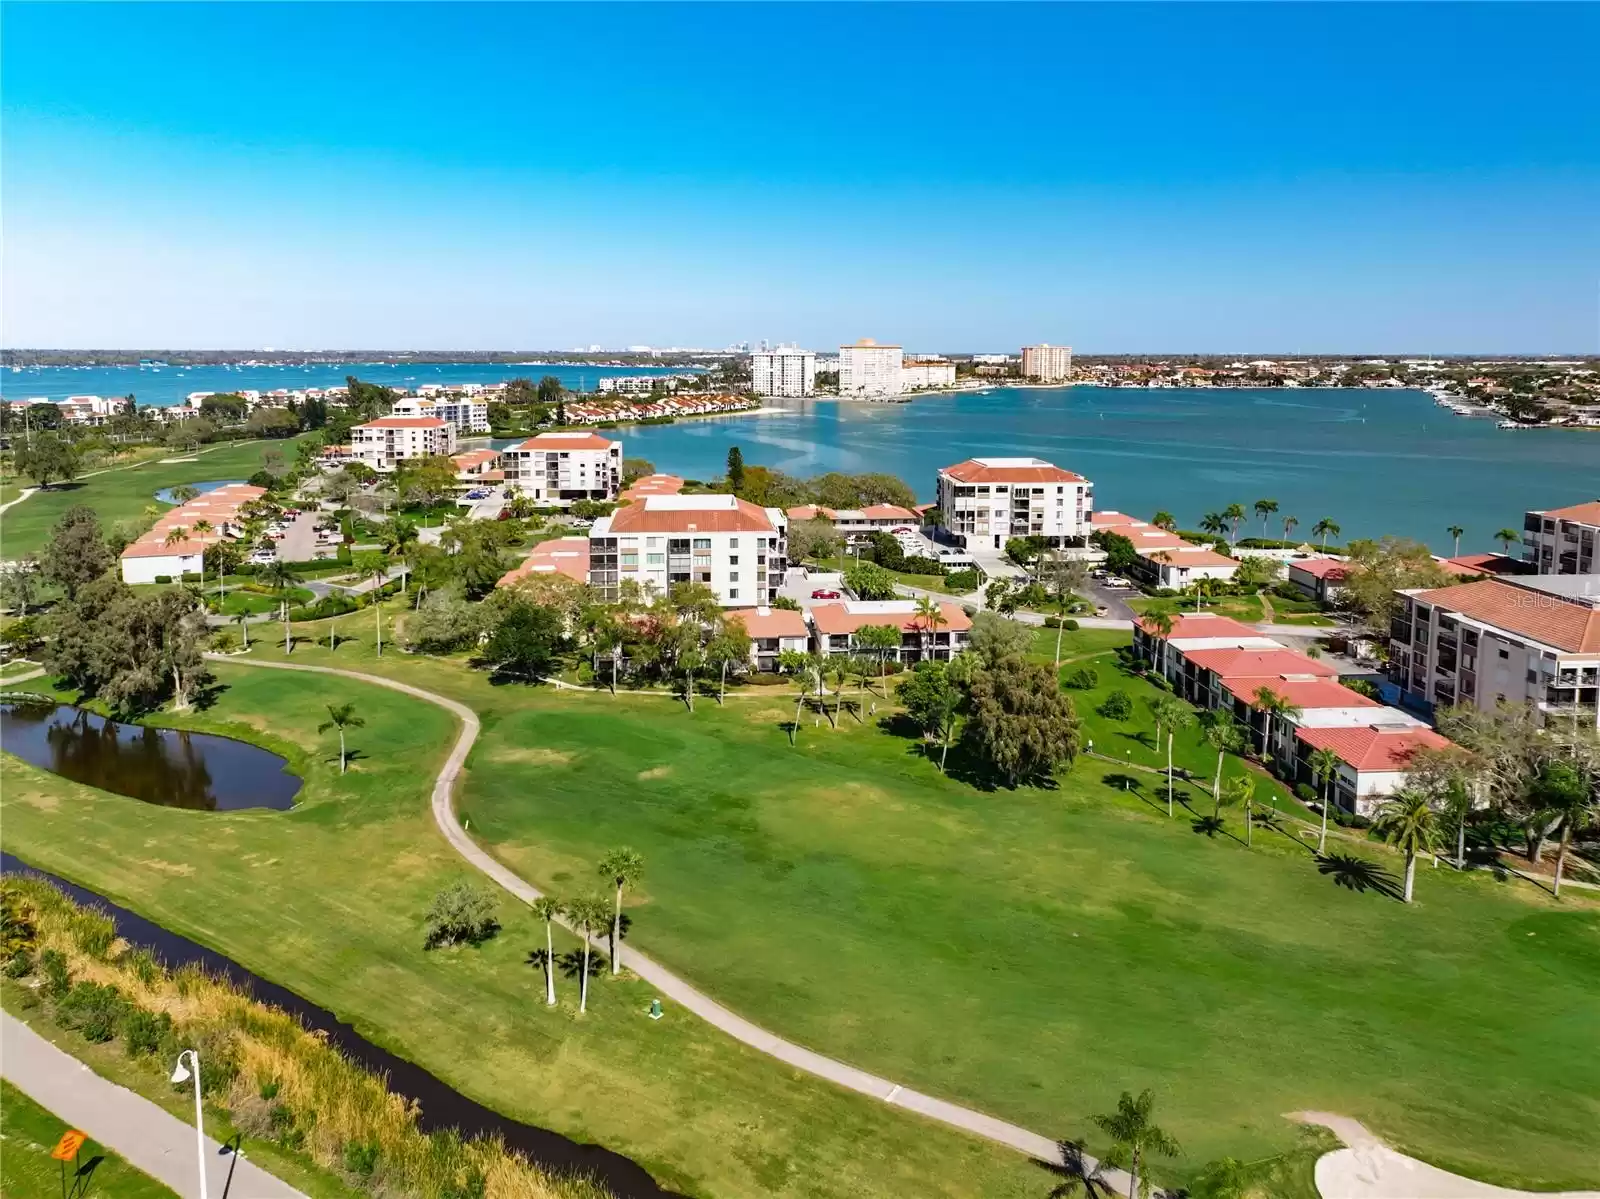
[170,1049,209,1199]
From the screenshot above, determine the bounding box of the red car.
[811,588,841,600]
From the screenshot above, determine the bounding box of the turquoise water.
[3,361,694,407]
[603,387,1597,552]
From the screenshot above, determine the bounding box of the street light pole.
[170,1049,209,1199]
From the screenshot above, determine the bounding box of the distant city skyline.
[4,3,1597,353]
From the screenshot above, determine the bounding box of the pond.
[0,700,301,811]
[154,478,245,505]
[0,854,681,1199]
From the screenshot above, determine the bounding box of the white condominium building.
[391,396,490,435]
[1021,344,1073,382]
[935,457,1094,549]
[588,494,787,606]
[501,431,622,505]
[1522,500,1600,575]
[901,360,956,389]
[751,347,817,397]
[839,339,904,399]
[351,416,456,472]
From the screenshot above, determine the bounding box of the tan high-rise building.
[1021,343,1073,382]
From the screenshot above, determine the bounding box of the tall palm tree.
[234,610,251,650]
[1151,511,1176,532]
[856,623,902,690]
[1041,1139,1108,1198]
[1447,525,1465,556]
[1221,772,1256,846]
[1309,746,1342,854]
[1141,609,1174,672]
[355,550,388,655]
[1281,514,1299,544]
[1092,1089,1181,1199]
[568,895,610,1013]
[1374,788,1441,903]
[381,518,420,594]
[914,596,946,659]
[1250,685,1300,759]
[596,848,644,975]
[1253,498,1278,541]
[1199,512,1228,541]
[1494,527,1520,556]
[1548,782,1597,900]
[191,518,213,595]
[530,896,562,1004]
[317,702,364,774]
[1312,518,1340,551]
[1222,503,1246,547]
[1150,696,1195,815]
[258,559,303,656]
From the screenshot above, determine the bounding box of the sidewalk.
[2,1011,306,1199]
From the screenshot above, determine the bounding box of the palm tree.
[258,560,303,655]
[1092,1089,1180,1199]
[1253,498,1278,541]
[234,610,251,650]
[191,518,214,595]
[1374,788,1441,903]
[1281,514,1298,544]
[914,596,946,660]
[530,896,562,1004]
[1222,503,1246,547]
[1149,697,1195,815]
[1249,685,1301,760]
[1199,511,1228,541]
[1221,772,1256,846]
[355,550,388,655]
[381,518,420,593]
[568,895,610,1013]
[1446,525,1465,556]
[1312,517,1340,551]
[1151,511,1176,532]
[1548,782,1597,900]
[596,849,644,975]
[830,658,851,726]
[1494,527,1519,556]
[777,649,814,745]
[1041,1139,1108,1198]
[1309,746,1342,854]
[856,623,902,691]
[317,702,364,773]
[1141,610,1174,672]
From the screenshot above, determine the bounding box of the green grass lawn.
[0,660,1045,1199]
[6,620,1599,1193]
[0,1078,177,1199]
[809,555,968,595]
[0,437,308,559]
[1128,592,1268,624]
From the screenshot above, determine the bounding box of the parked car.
[249,550,277,565]
[811,588,842,600]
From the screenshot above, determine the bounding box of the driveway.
[273,509,326,563]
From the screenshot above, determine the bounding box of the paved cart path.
[2,1011,306,1199]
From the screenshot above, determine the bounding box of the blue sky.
[5,2,1597,353]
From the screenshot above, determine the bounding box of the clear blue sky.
[5,2,1597,353]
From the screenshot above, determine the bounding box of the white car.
[249,550,277,565]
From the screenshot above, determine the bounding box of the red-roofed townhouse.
[451,448,503,480]
[935,457,1093,549]
[728,606,811,671]
[621,473,685,502]
[589,494,786,606]
[833,504,923,536]
[1133,611,1280,690]
[118,483,269,584]
[497,536,593,589]
[1287,557,1351,604]
[351,416,456,472]
[810,599,972,664]
[1293,725,1455,816]
[501,431,622,506]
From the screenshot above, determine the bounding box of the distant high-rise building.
[1021,344,1073,382]
[839,339,904,399]
[752,346,817,397]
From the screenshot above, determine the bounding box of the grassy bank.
[0,1078,177,1199]
[0,662,1045,1199]
[0,437,308,559]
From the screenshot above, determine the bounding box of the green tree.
[1221,772,1256,845]
[14,432,79,488]
[316,699,366,773]
[1281,514,1299,543]
[1309,746,1343,854]
[381,518,421,593]
[725,445,746,494]
[1494,527,1520,555]
[704,623,751,704]
[1249,685,1301,759]
[596,848,644,975]
[1140,609,1173,669]
[483,599,565,681]
[896,658,965,772]
[529,896,563,1005]
[1446,525,1465,556]
[855,623,902,690]
[39,506,114,600]
[1091,1089,1181,1199]
[537,375,565,424]
[1312,517,1340,550]
[962,657,1080,787]
[1044,554,1091,667]
[621,457,656,486]
[1199,512,1229,540]
[257,559,303,655]
[1190,1156,1250,1199]
[422,882,499,948]
[0,561,44,617]
[1222,503,1246,546]
[969,610,1032,666]
[1151,511,1176,532]
[1149,696,1195,815]
[843,561,897,600]
[355,550,389,655]
[1253,498,1278,540]
[1098,690,1133,721]
[1374,788,1442,903]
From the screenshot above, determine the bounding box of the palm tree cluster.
[526,848,645,1014]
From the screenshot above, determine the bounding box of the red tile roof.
[497,537,591,587]
[940,459,1085,484]
[357,417,447,429]
[606,495,777,534]
[859,503,920,520]
[810,601,971,636]
[1540,500,1600,525]
[621,474,685,500]
[1441,553,1525,578]
[510,432,620,452]
[1221,676,1380,710]
[786,504,839,522]
[1291,558,1351,581]
[1297,725,1453,772]
[1185,648,1338,679]
[1414,578,1600,654]
[451,449,501,469]
[1136,611,1262,640]
[728,607,809,639]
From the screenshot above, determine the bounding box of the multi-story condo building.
[350,416,456,472]
[1390,575,1600,728]
[751,347,817,397]
[1020,344,1073,382]
[838,339,904,399]
[936,457,1093,550]
[588,494,787,606]
[500,432,622,505]
[389,396,490,435]
[901,359,957,390]
[1523,500,1600,575]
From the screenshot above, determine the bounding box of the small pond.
[0,700,301,811]
[154,478,245,505]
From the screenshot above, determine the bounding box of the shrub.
[1097,690,1134,720]
[1295,783,1318,803]
[344,1141,381,1179]
[56,981,127,1043]
[944,569,979,591]
[38,947,71,1000]
[122,1007,173,1057]
[181,571,202,583]
[1342,678,1380,699]
[234,562,258,576]
[1334,809,1373,830]
[1064,666,1099,690]
[901,555,946,575]
[4,949,34,978]
[422,882,500,948]
[771,595,801,611]
[154,574,173,585]
[1042,616,1080,630]
[68,907,116,959]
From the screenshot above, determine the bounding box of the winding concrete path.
[2,1011,306,1199]
[207,654,1121,1188]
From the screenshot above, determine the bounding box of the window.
[729,588,739,599]
[1498,648,1509,660]
[729,555,739,565]
[729,572,739,582]
[729,538,739,548]
[647,553,665,566]
[693,538,712,550]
